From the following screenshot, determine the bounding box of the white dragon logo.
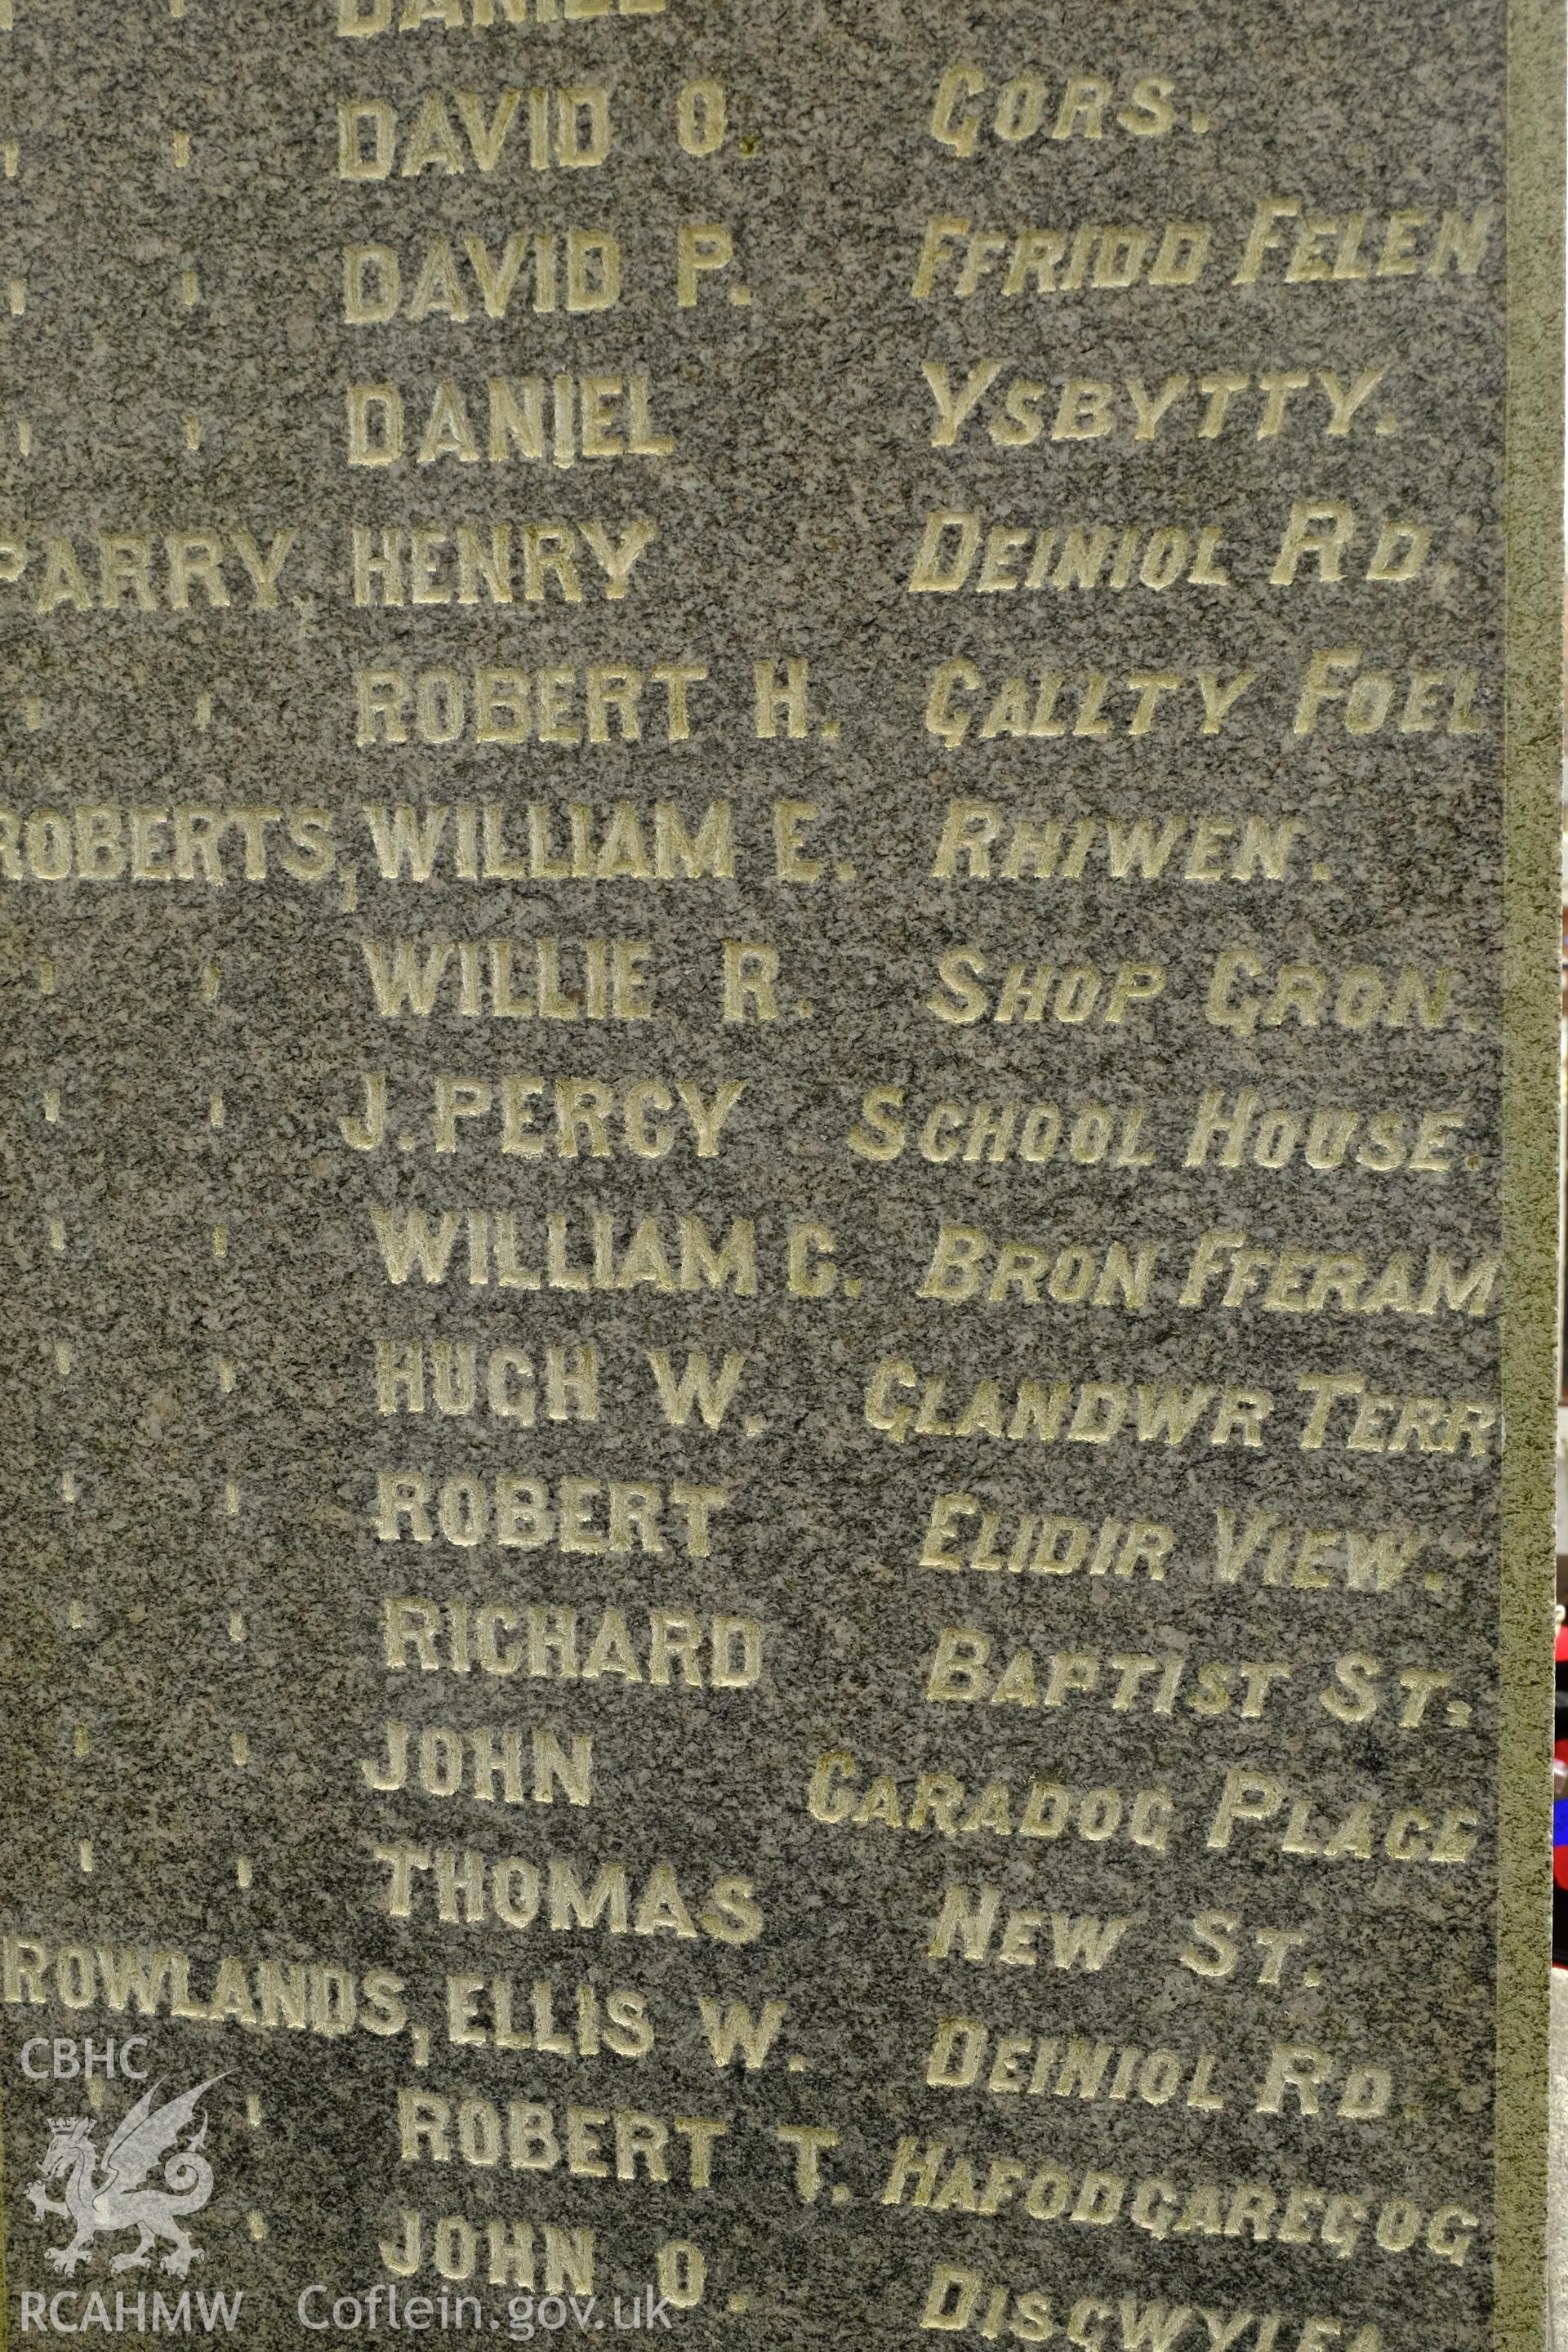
[25,2076,223,2278]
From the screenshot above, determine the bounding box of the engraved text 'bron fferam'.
[0,3,1560,2350]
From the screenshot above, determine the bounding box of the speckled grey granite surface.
[0,2,1556,2345]
[1548,1973,1568,2345]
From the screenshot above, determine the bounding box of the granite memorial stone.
[0,1,1561,2345]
